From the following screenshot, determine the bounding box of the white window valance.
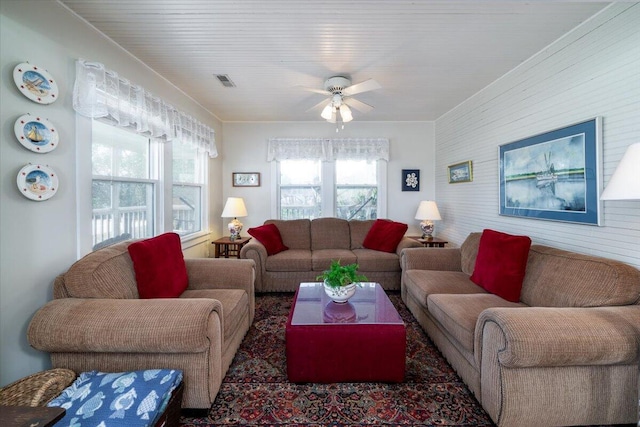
[267,138,389,162]
[73,59,218,158]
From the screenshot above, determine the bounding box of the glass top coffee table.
[286,282,406,383]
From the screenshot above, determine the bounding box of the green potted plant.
[317,260,368,303]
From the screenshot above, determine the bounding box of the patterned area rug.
[180,292,495,426]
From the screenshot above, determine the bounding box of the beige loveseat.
[401,232,640,426]
[240,218,421,292]
[27,241,255,409]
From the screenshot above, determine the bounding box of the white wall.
[435,3,640,269]
[0,0,222,385]
[221,121,436,235]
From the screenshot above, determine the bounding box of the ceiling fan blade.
[343,97,374,113]
[342,79,381,96]
[296,85,331,96]
[306,98,330,113]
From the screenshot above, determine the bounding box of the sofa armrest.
[240,241,268,292]
[28,298,223,354]
[400,247,462,272]
[475,305,640,368]
[186,258,255,293]
[395,237,423,256]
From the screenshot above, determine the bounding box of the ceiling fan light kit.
[303,75,381,127]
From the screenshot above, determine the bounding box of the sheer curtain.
[73,59,218,158]
[267,137,389,161]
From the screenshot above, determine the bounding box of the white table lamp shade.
[600,143,640,200]
[415,201,442,220]
[221,197,248,218]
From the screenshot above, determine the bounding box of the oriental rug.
[180,292,495,426]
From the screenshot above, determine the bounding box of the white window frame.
[271,160,387,219]
[171,140,208,238]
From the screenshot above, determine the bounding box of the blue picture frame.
[402,169,420,191]
[499,117,602,225]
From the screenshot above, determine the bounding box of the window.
[279,160,322,219]
[336,160,378,220]
[276,159,384,219]
[91,120,158,248]
[172,141,205,235]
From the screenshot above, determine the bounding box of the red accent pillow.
[127,232,188,299]
[362,219,408,253]
[470,229,532,302]
[248,223,288,255]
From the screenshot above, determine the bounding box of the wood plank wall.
[434,3,640,269]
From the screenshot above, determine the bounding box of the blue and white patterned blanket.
[47,369,183,427]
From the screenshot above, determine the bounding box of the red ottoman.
[286,282,406,383]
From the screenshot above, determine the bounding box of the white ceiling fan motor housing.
[324,76,351,94]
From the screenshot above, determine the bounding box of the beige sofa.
[27,241,255,409]
[401,232,640,426]
[240,218,422,292]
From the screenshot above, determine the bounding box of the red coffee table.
[286,282,406,383]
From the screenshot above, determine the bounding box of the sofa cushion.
[353,248,401,272]
[127,233,188,299]
[470,229,531,303]
[428,293,525,353]
[349,220,375,249]
[460,232,482,276]
[520,245,640,308]
[266,249,312,272]
[311,218,351,250]
[64,241,139,299]
[181,289,248,342]
[248,223,288,255]
[404,270,487,306]
[312,249,357,272]
[362,219,408,253]
[265,219,311,250]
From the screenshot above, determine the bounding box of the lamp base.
[228,218,243,241]
[420,220,434,239]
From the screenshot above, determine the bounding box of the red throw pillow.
[470,229,532,302]
[362,219,408,253]
[248,223,288,255]
[127,232,188,299]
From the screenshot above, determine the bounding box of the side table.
[408,236,448,248]
[212,236,252,258]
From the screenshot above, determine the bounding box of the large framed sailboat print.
[498,118,602,225]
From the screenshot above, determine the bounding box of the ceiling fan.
[302,76,381,124]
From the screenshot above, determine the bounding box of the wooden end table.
[408,236,448,247]
[212,236,251,258]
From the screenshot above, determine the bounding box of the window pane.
[173,185,202,235]
[336,160,378,220]
[92,120,149,179]
[280,160,322,219]
[91,180,154,248]
[173,142,200,184]
[280,187,322,219]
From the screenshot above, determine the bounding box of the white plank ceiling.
[59,0,610,122]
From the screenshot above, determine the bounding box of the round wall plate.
[13,63,59,104]
[16,164,59,201]
[14,114,59,153]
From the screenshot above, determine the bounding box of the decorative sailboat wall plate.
[13,62,59,104]
[16,164,59,201]
[14,114,58,153]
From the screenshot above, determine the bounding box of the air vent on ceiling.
[215,74,236,88]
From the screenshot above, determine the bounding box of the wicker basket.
[0,368,76,407]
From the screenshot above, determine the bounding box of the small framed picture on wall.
[232,172,260,187]
[402,169,420,191]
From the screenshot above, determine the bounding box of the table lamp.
[221,197,248,241]
[415,200,442,239]
[600,143,640,200]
